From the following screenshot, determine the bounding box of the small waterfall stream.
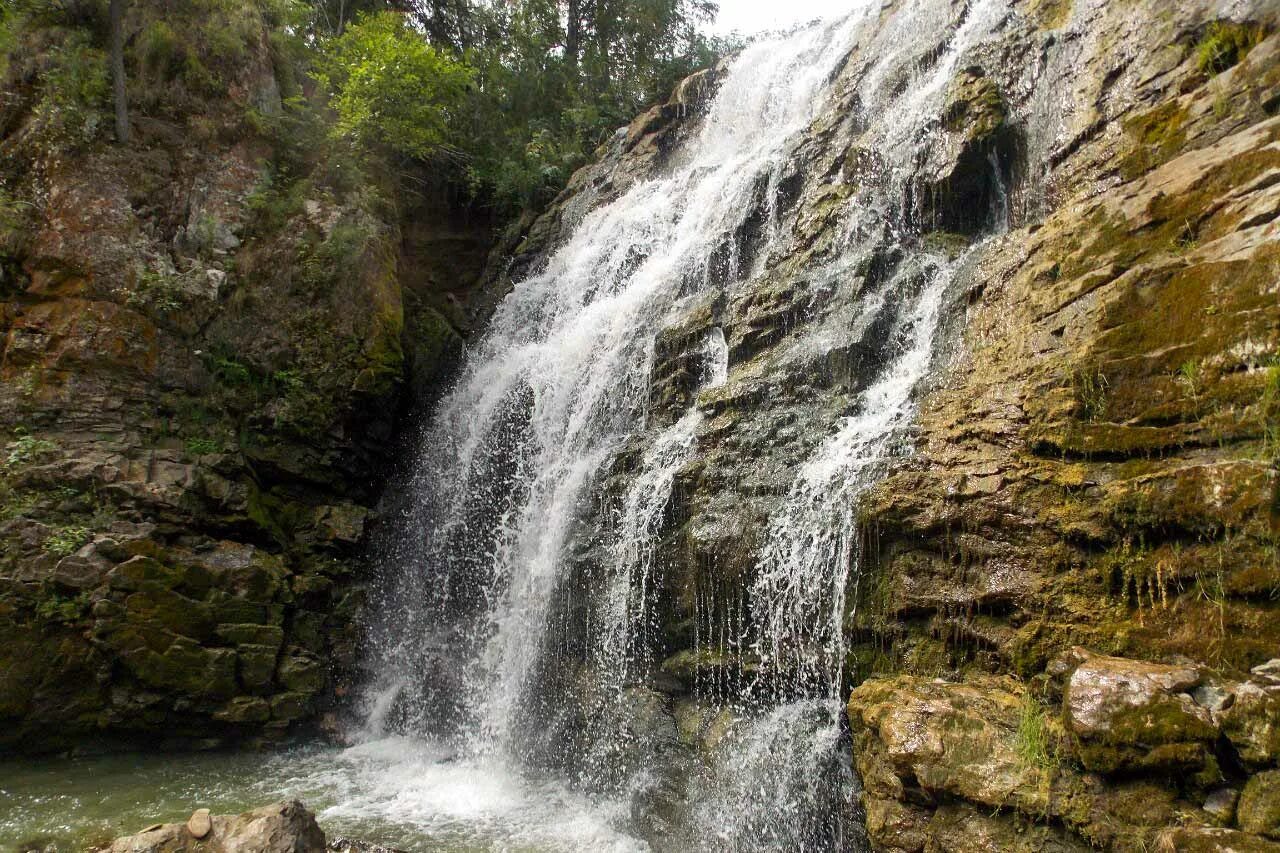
[345,2,1013,849]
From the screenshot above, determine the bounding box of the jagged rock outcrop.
[0,0,493,752]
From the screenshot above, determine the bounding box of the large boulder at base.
[101,801,326,853]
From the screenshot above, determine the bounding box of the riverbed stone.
[103,800,326,852]
[186,808,212,839]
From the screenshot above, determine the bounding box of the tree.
[108,0,128,143]
[319,11,473,159]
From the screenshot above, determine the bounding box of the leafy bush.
[185,436,222,456]
[35,589,91,622]
[318,12,473,159]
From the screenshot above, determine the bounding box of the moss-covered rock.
[1239,771,1280,840]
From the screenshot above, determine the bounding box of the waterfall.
[366,9,867,750]
[348,1,1012,849]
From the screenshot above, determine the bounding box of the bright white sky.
[707,0,854,35]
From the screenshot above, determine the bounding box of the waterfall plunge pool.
[0,738,645,852]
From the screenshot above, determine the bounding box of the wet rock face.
[842,0,1280,847]
[0,6,494,751]
[1059,649,1216,773]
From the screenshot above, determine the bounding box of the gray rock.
[1203,787,1239,825]
[1193,682,1236,713]
[1252,659,1280,686]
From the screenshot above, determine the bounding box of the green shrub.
[35,589,91,622]
[212,356,254,386]
[31,30,109,150]
[141,20,185,81]
[184,436,222,456]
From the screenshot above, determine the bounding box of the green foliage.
[4,430,57,469]
[185,436,222,456]
[31,29,109,149]
[1196,21,1265,76]
[34,588,91,622]
[455,0,726,209]
[319,11,474,159]
[301,217,376,288]
[127,262,188,313]
[42,524,90,557]
[1177,358,1203,401]
[211,355,254,386]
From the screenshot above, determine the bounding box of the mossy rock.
[941,69,1007,142]
[1239,770,1280,840]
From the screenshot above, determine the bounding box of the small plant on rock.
[1016,694,1057,770]
[42,525,90,557]
[4,430,57,470]
[1073,367,1109,422]
[1196,21,1266,76]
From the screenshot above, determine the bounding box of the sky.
[707,0,854,35]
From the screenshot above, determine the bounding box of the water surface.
[0,738,642,852]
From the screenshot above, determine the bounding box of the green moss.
[941,69,1007,140]
[1119,101,1189,180]
[1025,0,1072,30]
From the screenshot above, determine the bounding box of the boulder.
[847,675,1055,823]
[102,801,326,852]
[1239,771,1280,840]
[1222,664,1280,769]
[1056,648,1216,773]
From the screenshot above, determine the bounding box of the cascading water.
[337,1,1014,849]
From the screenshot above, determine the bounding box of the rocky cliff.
[489,0,1280,848]
[0,0,493,753]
